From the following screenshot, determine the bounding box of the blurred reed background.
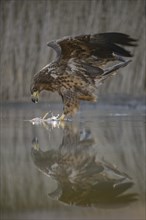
[0,0,145,102]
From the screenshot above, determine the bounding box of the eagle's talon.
[51,114,60,120]
[58,114,65,121]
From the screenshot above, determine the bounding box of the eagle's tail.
[95,59,132,88]
[103,60,131,76]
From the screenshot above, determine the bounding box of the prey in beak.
[31,91,40,103]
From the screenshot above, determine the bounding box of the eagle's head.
[30,63,58,103]
[30,82,41,103]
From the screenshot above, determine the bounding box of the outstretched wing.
[47,33,137,116]
[47,32,137,63]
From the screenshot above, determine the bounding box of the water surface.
[1,103,145,220]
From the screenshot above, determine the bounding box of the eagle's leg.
[59,89,79,120]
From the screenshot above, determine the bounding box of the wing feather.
[47,32,137,62]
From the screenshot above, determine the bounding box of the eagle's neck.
[39,62,60,91]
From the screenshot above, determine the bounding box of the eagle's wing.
[47,33,137,63]
[47,33,137,117]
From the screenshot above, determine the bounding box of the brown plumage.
[30,32,137,119]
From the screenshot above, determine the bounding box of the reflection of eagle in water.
[30,32,137,120]
[31,126,137,207]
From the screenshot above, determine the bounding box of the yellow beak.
[31,91,40,103]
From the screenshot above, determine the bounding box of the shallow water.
[0,103,146,220]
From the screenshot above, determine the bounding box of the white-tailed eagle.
[30,32,137,120]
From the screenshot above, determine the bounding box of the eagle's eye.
[33,88,38,92]
[31,87,38,94]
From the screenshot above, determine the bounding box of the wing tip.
[47,40,56,47]
[47,40,62,61]
[97,32,138,46]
